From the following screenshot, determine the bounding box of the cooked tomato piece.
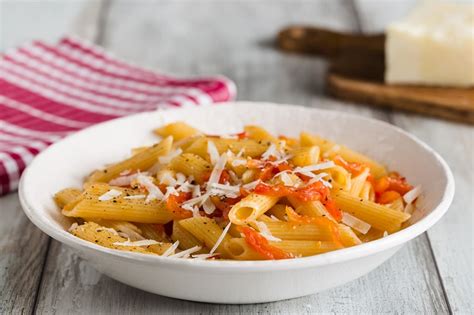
[240,227,292,260]
[166,192,193,219]
[334,155,368,176]
[377,190,401,204]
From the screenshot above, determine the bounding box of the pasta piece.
[267,204,288,221]
[136,223,170,243]
[326,165,351,191]
[338,224,362,247]
[171,220,206,252]
[299,132,387,178]
[228,193,279,225]
[333,190,411,233]
[290,146,320,167]
[186,137,269,158]
[169,153,211,184]
[154,122,202,141]
[263,221,338,241]
[91,220,145,241]
[87,136,173,183]
[224,238,266,260]
[349,167,370,197]
[270,240,341,257]
[359,181,375,201]
[179,217,232,257]
[288,197,336,222]
[63,184,174,224]
[70,222,172,255]
[54,188,82,209]
[244,125,278,143]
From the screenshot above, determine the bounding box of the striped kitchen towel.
[0,36,236,196]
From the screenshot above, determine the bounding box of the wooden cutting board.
[277,26,474,124]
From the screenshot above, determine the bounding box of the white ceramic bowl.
[19,102,454,304]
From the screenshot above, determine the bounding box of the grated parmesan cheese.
[161,240,180,257]
[341,212,371,234]
[403,185,422,205]
[210,222,232,254]
[169,245,202,258]
[254,221,282,242]
[206,154,227,191]
[207,140,220,165]
[109,173,139,186]
[294,161,335,173]
[113,239,160,247]
[242,180,260,191]
[68,222,79,232]
[98,189,122,201]
[136,174,164,202]
[192,253,218,260]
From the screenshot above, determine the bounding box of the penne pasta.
[58,122,419,260]
[154,121,202,141]
[169,153,211,184]
[87,136,173,183]
[228,193,279,225]
[333,190,411,233]
[270,240,342,257]
[54,188,82,209]
[290,146,320,167]
[179,217,232,257]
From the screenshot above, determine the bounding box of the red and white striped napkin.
[0,36,236,196]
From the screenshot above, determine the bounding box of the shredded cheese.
[242,180,260,190]
[294,161,335,173]
[255,221,282,242]
[109,173,139,186]
[207,140,220,165]
[210,221,232,254]
[192,253,218,260]
[161,240,180,257]
[68,222,79,232]
[169,245,202,258]
[403,185,422,204]
[206,154,227,191]
[341,212,371,234]
[136,174,164,202]
[98,189,122,201]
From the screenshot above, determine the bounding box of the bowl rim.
[19,102,455,272]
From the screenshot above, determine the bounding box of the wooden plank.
[33,0,451,313]
[0,193,50,314]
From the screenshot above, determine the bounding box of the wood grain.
[327,73,474,124]
[0,193,50,314]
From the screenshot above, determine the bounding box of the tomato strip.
[166,192,193,219]
[240,227,292,260]
[285,207,343,246]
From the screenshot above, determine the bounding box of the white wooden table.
[1,1,472,314]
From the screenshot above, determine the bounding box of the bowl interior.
[20,102,453,265]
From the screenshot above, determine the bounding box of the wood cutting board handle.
[277,26,385,57]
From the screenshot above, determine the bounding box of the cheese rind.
[385,2,474,87]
